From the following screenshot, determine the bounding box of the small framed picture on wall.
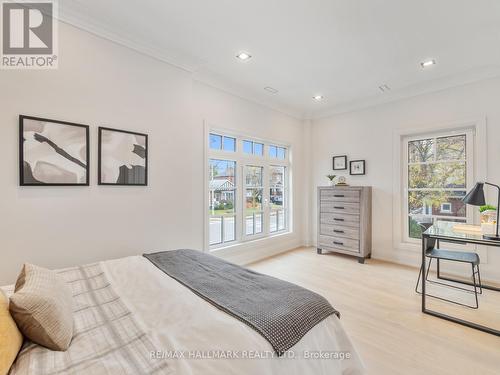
[350,160,365,175]
[98,127,148,186]
[332,155,347,170]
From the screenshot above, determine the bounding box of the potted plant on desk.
[480,204,497,234]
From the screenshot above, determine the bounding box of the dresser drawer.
[320,202,360,214]
[320,189,360,203]
[319,235,360,253]
[320,213,360,227]
[320,224,359,240]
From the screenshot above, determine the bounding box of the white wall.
[310,77,500,282]
[3,19,499,286]
[0,22,305,284]
[193,82,306,264]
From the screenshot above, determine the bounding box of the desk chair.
[415,222,482,309]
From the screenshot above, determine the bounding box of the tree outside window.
[407,134,468,239]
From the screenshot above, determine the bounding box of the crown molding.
[57,4,500,123]
[58,5,201,73]
[57,5,304,121]
[308,65,500,121]
[192,70,304,120]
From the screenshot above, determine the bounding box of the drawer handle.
[333,218,345,222]
[334,206,345,209]
[334,194,345,197]
[333,230,344,234]
[333,241,344,246]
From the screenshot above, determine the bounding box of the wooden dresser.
[317,186,372,263]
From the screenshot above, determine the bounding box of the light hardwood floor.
[248,247,500,375]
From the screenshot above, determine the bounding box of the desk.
[422,221,500,336]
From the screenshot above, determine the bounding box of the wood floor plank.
[248,247,500,375]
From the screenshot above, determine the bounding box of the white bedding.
[99,255,364,375]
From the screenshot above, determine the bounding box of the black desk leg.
[421,234,427,312]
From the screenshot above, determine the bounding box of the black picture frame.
[349,160,366,175]
[98,126,148,186]
[19,115,90,186]
[333,155,347,170]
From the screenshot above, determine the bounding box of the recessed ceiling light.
[264,87,278,94]
[313,95,324,101]
[236,52,252,61]
[421,59,436,68]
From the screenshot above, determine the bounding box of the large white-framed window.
[403,129,474,242]
[207,129,291,250]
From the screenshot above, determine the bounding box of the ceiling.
[59,0,500,119]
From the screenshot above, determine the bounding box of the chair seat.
[427,248,480,265]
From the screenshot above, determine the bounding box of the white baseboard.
[212,233,303,266]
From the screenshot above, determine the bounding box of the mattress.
[5,255,364,375]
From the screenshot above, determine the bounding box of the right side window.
[245,166,264,236]
[405,132,473,240]
[269,165,287,233]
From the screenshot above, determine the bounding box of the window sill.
[210,230,291,253]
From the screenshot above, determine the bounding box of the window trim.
[402,129,474,243]
[392,118,487,254]
[204,124,292,252]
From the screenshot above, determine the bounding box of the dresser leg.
[317,248,323,255]
[358,257,365,264]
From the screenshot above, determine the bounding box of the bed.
[4,252,364,375]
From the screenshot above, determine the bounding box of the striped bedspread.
[9,263,169,375]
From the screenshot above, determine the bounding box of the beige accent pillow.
[0,289,23,375]
[9,264,74,351]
